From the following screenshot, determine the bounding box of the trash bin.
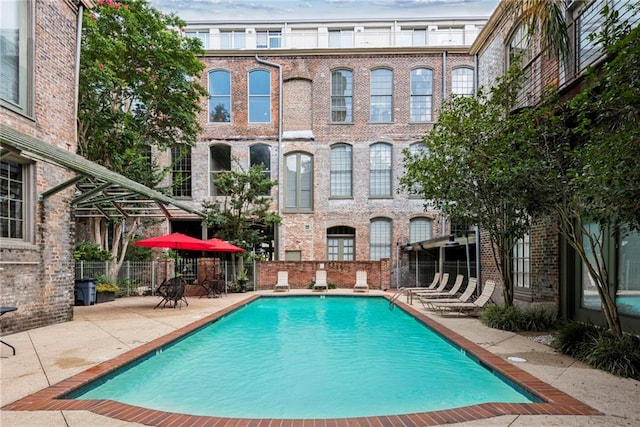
[75,278,96,306]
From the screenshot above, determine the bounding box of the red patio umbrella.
[134,232,216,251]
[206,238,245,253]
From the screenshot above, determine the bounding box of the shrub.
[73,241,112,261]
[96,283,120,293]
[481,304,524,331]
[552,321,640,380]
[522,305,558,332]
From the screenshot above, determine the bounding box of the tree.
[532,8,640,337]
[202,161,281,272]
[400,65,547,306]
[78,0,207,279]
[501,0,570,62]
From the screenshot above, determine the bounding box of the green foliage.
[78,0,207,187]
[481,304,558,332]
[96,283,120,293]
[400,62,549,305]
[552,322,640,379]
[74,241,112,261]
[203,160,281,252]
[124,240,153,261]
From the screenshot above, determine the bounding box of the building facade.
[470,0,640,332]
[173,17,485,279]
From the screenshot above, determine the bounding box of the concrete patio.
[1,289,639,426]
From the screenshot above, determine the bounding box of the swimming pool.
[69,296,537,419]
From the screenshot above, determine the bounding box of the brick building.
[1,0,203,335]
[169,17,485,286]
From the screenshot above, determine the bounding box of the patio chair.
[155,277,189,309]
[419,278,477,311]
[430,280,496,316]
[414,274,463,299]
[274,271,290,292]
[415,273,450,294]
[313,270,329,292]
[353,270,369,292]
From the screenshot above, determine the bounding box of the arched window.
[284,152,313,211]
[370,218,392,260]
[330,144,352,198]
[451,67,474,97]
[248,69,271,122]
[331,69,353,123]
[410,68,433,121]
[410,218,432,244]
[250,144,272,196]
[370,68,393,122]
[369,143,392,197]
[209,144,231,196]
[208,70,231,122]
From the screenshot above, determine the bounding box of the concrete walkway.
[1,290,639,426]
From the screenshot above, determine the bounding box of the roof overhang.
[407,231,477,251]
[1,124,204,219]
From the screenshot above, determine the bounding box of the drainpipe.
[74,2,85,147]
[474,53,479,96]
[255,55,282,260]
[439,51,448,278]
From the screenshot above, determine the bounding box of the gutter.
[254,54,283,260]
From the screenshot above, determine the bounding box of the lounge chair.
[419,278,477,310]
[414,274,464,299]
[274,271,290,292]
[415,273,450,294]
[313,270,329,292]
[353,270,369,292]
[430,280,496,316]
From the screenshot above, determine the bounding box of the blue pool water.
[71,296,536,418]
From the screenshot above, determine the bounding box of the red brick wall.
[0,0,80,334]
[257,259,390,290]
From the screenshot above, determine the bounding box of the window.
[328,29,353,48]
[171,145,192,198]
[400,28,427,46]
[410,68,433,122]
[0,0,33,115]
[408,142,428,196]
[185,30,209,49]
[327,226,355,261]
[250,144,271,196]
[369,143,392,197]
[410,218,432,244]
[208,70,231,123]
[0,156,33,242]
[513,234,530,289]
[451,67,474,97]
[617,229,640,318]
[249,70,271,123]
[330,144,352,198]
[257,30,281,48]
[370,69,393,122]
[285,152,313,211]
[370,218,391,260]
[220,30,245,49]
[209,144,231,196]
[508,24,532,67]
[331,69,353,123]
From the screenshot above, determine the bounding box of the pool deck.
[1,289,639,426]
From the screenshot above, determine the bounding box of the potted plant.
[96,282,119,303]
[237,268,249,293]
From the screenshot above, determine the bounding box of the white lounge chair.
[353,270,369,292]
[419,278,477,310]
[313,270,329,292]
[414,274,464,299]
[415,273,450,294]
[274,271,290,292]
[430,280,496,316]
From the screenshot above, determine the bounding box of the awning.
[1,124,204,219]
[407,231,477,251]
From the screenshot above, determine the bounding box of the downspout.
[439,51,447,277]
[74,2,85,147]
[255,54,282,260]
[473,53,479,96]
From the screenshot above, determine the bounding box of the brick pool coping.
[3,294,601,426]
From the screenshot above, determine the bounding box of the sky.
[148,0,500,22]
